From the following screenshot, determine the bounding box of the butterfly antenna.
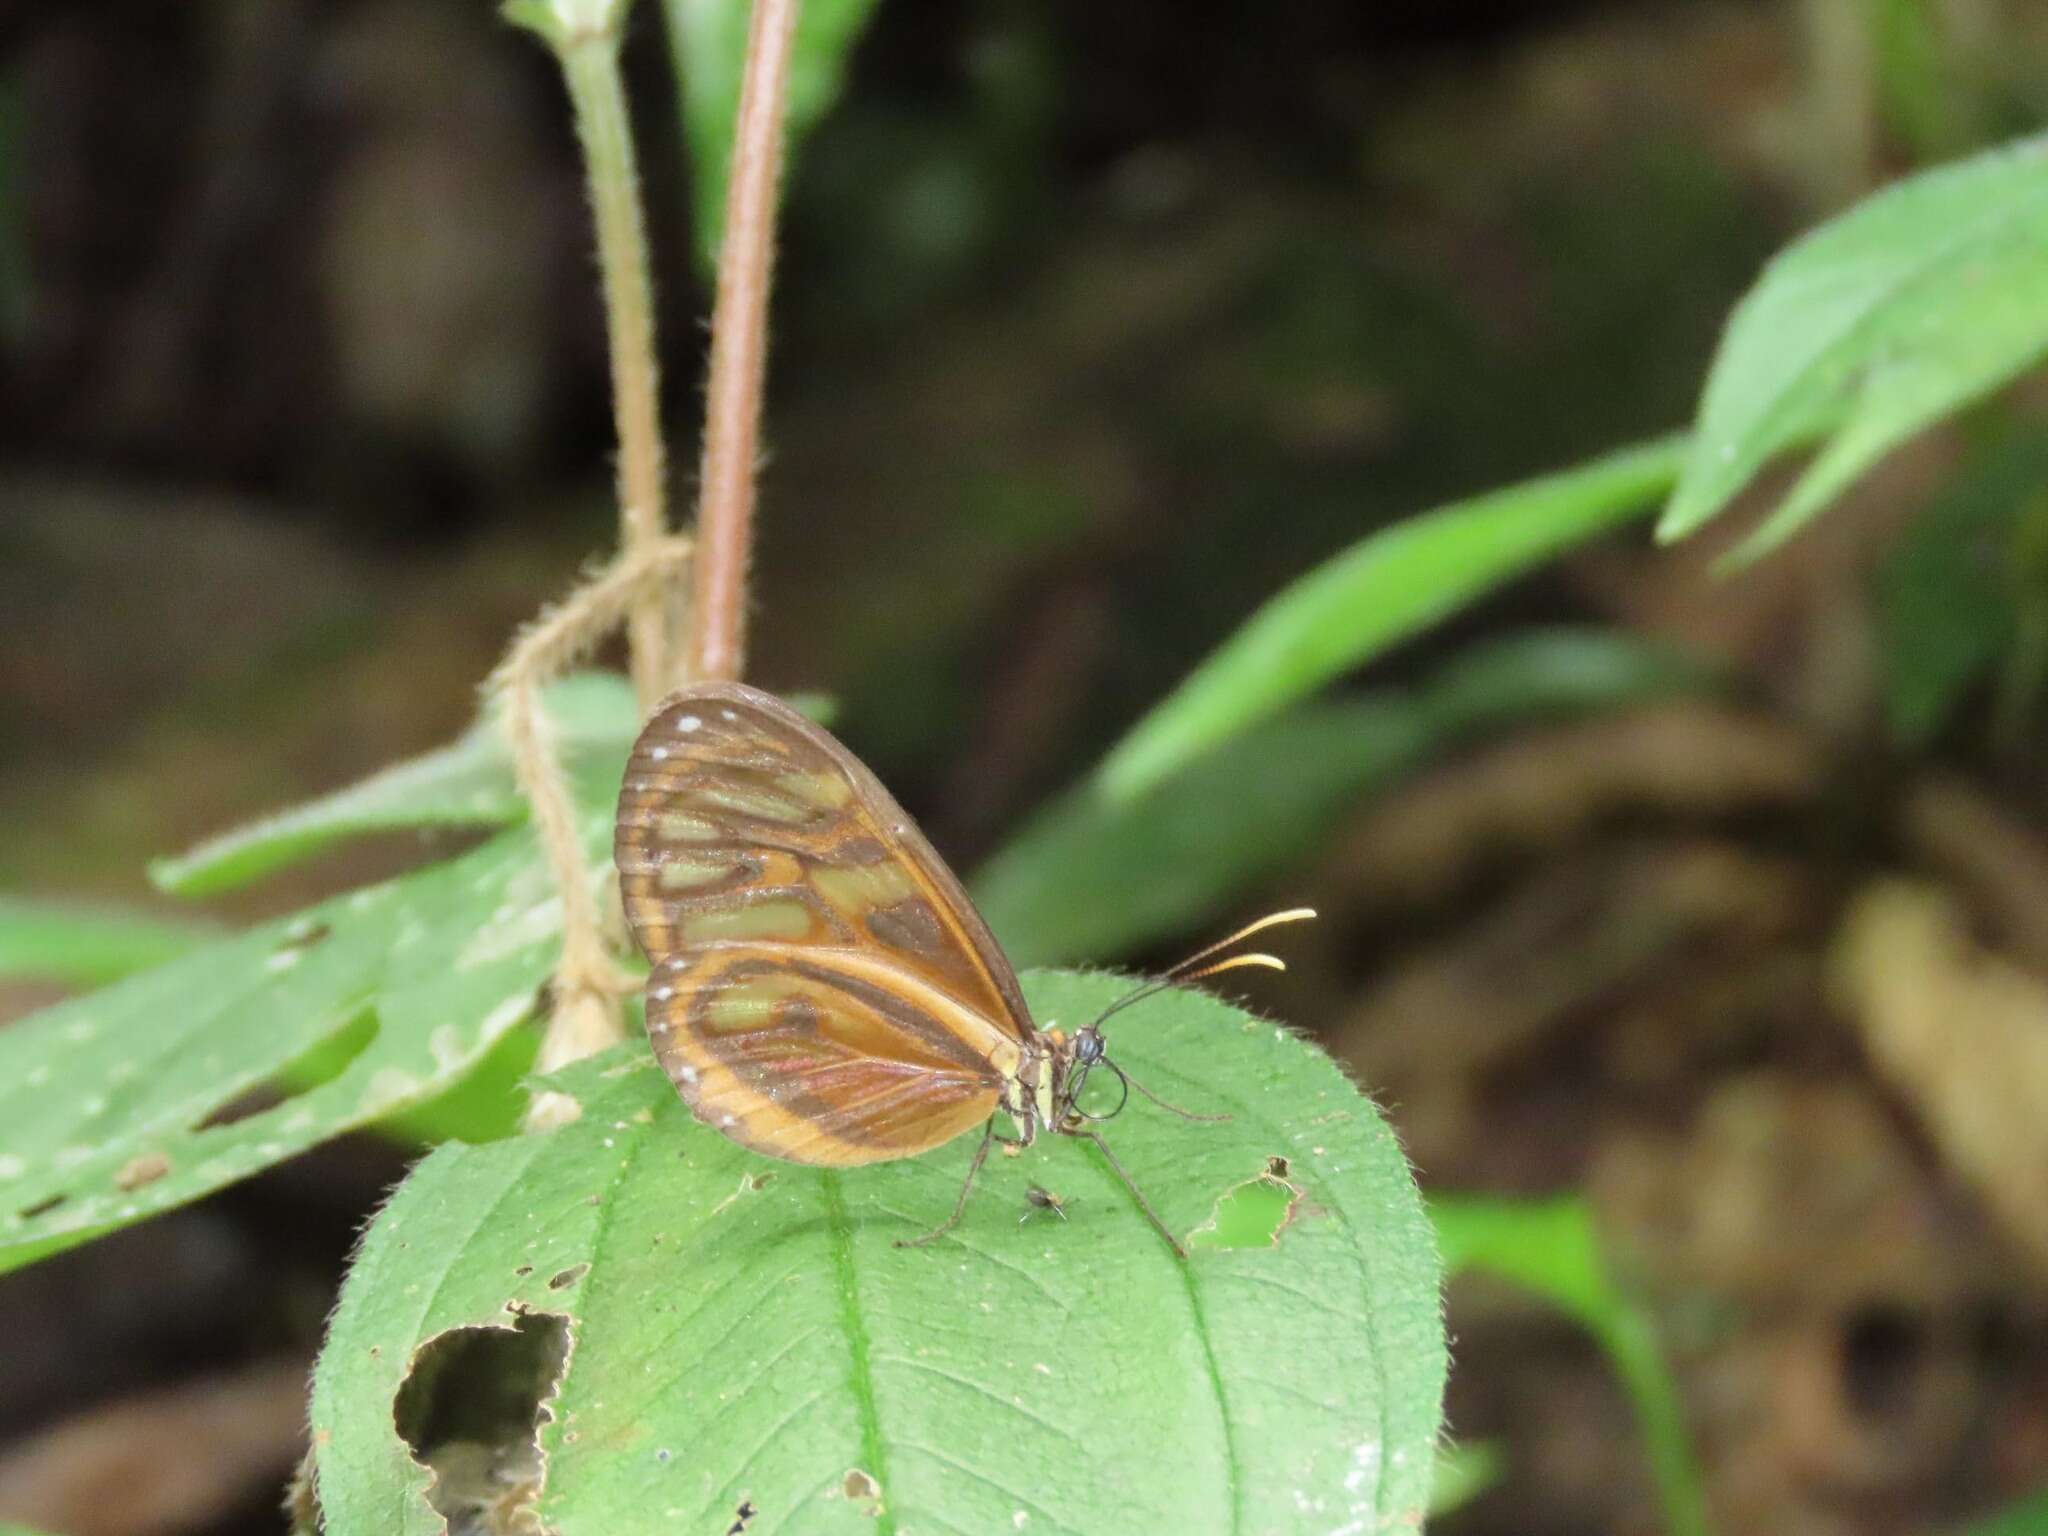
[1162,907,1317,980]
[1085,907,1316,1029]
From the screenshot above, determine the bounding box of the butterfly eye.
[1074,1027,1105,1066]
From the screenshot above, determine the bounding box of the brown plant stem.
[686,0,800,683]
[562,29,671,710]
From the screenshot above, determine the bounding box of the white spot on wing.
[677,715,702,733]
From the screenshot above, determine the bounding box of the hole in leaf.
[19,1192,65,1220]
[727,1498,758,1534]
[1186,1163,1304,1251]
[393,1310,571,1531]
[194,1009,379,1131]
[277,918,332,953]
[547,1264,589,1291]
[114,1151,171,1190]
[841,1468,882,1515]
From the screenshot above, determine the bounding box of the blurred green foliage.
[1434,1194,1709,1536]
[1661,133,2048,563]
[1956,1489,2048,1536]
[0,897,214,988]
[1099,435,1689,801]
[1880,428,2048,746]
[978,629,1699,967]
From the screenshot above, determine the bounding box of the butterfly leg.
[896,1118,999,1249]
[1072,1128,1188,1260]
[1121,1069,1231,1123]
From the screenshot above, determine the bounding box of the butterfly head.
[1072,1025,1106,1068]
[1055,1025,1130,1125]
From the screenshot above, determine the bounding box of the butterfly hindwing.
[645,947,1013,1165]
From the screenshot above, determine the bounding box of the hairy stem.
[490,535,693,1128]
[687,0,800,683]
[562,29,671,709]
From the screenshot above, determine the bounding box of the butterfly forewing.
[615,683,1033,1165]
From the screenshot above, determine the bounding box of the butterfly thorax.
[999,1033,1053,1145]
[1000,1025,1105,1146]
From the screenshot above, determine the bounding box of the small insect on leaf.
[1021,1184,1069,1223]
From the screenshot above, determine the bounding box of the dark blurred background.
[5,1,2048,1532]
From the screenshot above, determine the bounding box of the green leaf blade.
[1877,432,2048,745]
[1096,434,1690,804]
[149,672,637,898]
[312,974,1447,1533]
[1660,133,2048,556]
[0,897,216,987]
[0,804,615,1275]
[1432,1195,1708,1536]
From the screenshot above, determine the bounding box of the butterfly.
[613,680,1311,1258]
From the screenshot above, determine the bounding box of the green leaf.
[0,801,615,1276]
[662,0,884,272]
[1432,1194,1709,1536]
[1427,1440,1504,1518]
[1878,432,2048,745]
[981,702,1425,969]
[1660,134,2048,563]
[150,673,638,898]
[1869,0,1962,159]
[1952,1488,2048,1536]
[977,630,1699,968]
[0,897,216,987]
[501,0,633,50]
[1097,434,1691,804]
[311,973,1447,1534]
[146,677,836,900]
[373,1022,542,1148]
